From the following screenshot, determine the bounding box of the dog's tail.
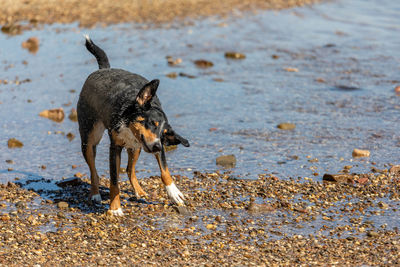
[84,35,110,69]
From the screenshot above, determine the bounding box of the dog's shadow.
[5,169,149,214]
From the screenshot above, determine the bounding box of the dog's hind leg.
[80,121,105,204]
[126,148,147,198]
[155,148,185,206]
[108,139,123,216]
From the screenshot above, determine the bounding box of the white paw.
[166,183,185,205]
[91,194,102,203]
[108,208,124,216]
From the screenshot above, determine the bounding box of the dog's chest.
[114,125,141,149]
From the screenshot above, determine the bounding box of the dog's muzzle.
[141,135,162,153]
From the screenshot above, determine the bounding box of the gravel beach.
[1,0,319,26]
[1,170,400,265]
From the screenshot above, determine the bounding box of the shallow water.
[1,0,399,185]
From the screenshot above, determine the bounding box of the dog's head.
[127,79,189,153]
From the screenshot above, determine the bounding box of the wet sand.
[1,0,319,26]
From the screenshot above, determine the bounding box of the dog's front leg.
[155,148,185,205]
[127,148,147,198]
[109,141,124,216]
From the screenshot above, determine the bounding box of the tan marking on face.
[130,122,157,144]
[154,121,159,127]
[136,116,145,122]
[163,129,167,134]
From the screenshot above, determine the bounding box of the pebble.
[284,67,299,72]
[166,56,182,66]
[216,155,236,168]
[367,231,379,238]
[21,37,39,53]
[277,123,296,130]
[166,72,178,79]
[395,85,400,94]
[352,149,370,157]
[322,174,354,184]
[39,108,65,123]
[194,59,214,68]
[66,132,75,141]
[68,108,78,122]
[389,165,400,176]
[57,201,69,209]
[7,138,23,148]
[224,52,246,59]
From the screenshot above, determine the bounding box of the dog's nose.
[152,142,162,152]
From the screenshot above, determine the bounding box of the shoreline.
[1,0,320,27]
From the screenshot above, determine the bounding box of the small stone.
[179,72,196,79]
[323,174,354,184]
[39,108,65,123]
[15,201,26,209]
[166,56,182,66]
[389,165,400,177]
[74,172,84,178]
[378,202,389,209]
[367,231,379,238]
[166,72,178,79]
[395,85,400,95]
[355,177,369,185]
[1,23,22,35]
[68,108,78,122]
[284,67,299,72]
[224,52,246,59]
[352,149,370,157]
[22,37,39,53]
[277,123,296,130]
[194,59,214,68]
[8,138,23,148]
[216,155,236,168]
[206,224,216,230]
[0,214,11,221]
[66,132,75,141]
[57,202,69,209]
[5,159,14,164]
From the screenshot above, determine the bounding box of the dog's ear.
[163,126,190,147]
[136,79,159,107]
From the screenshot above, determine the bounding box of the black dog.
[77,36,189,215]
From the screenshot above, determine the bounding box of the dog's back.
[78,36,161,129]
[78,69,159,128]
